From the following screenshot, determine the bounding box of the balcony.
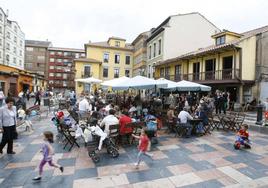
[81,71,93,78]
[156,69,240,83]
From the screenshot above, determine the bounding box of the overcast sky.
[1,0,268,48]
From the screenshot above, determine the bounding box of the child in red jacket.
[132,128,153,169]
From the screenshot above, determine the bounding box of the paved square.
[1,114,268,188]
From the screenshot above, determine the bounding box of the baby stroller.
[234,136,251,150]
[83,125,119,163]
[145,119,158,144]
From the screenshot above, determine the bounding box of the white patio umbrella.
[101,76,130,87]
[156,78,178,89]
[176,80,211,91]
[112,75,167,90]
[75,77,102,84]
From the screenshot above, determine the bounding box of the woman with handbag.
[0,97,17,154]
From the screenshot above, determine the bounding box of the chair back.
[109,124,119,137]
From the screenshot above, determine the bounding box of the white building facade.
[146,12,220,78]
[0,8,25,69]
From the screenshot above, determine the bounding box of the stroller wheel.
[234,143,240,150]
[92,155,100,163]
[244,144,251,149]
[108,147,119,158]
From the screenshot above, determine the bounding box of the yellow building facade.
[154,29,260,103]
[74,37,133,93]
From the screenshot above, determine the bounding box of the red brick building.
[48,47,85,92]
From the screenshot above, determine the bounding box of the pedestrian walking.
[132,128,153,169]
[0,97,17,155]
[33,131,64,181]
[34,90,41,106]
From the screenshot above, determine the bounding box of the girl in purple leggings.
[33,131,64,181]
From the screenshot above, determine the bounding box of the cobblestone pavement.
[1,111,268,188]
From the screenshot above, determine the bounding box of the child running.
[33,131,64,181]
[132,128,153,169]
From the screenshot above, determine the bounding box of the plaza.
[1,107,268,188]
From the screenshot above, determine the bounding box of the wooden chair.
[109,124,120,146]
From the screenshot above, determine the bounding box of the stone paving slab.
[1,112,268,187]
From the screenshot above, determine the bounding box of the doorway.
[205,59,216,80]
[222,56,233,79]
[193,62,200,80]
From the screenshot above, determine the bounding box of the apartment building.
[48,47,85,92]
[25,40,52,79]
[75,37,133,93]
[0,7,25,69]
[147,12,220,78]
[132,31,150,76]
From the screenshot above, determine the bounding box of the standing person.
[0,97,17,155]
[132,128,153,169]
[26,89,30,101]
[34,90,41,106]
[222,92,228,114]
[33,131,63,181]
[0,88,5,107]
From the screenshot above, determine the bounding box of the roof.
[48,47,85,53]
[25,40,52,48]
[74,58,102,64]
[132,31,150,45]
[108,36,126,41]
[155,25,268,66]
[85,41,134,51]
[147,12,219,42]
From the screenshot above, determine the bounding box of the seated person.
[100,109,119,135]
[237,124,249,141]
[78,95,92,115]
[144,111,158,139]
[177,107,193,137]
[195,106,208,135]
[119,111,133,135]
[88,111,100,126]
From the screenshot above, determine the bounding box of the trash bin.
[43,98,50,107]
[256,104,263,125]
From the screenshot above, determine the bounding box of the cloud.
[1,0,268,48]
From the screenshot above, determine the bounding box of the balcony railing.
[81,71,93,78]
[156,69,240,82]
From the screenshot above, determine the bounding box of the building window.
[0,51,1,58]
[115,54,120,64]
[160,68,165,77]
[56,59,62,63]
[26,47,33,51]
[49,66,54,69]
[103,67,108,78]
[49,73,54,77]
[6,54,9,62]
[56,73,62,77]
[20,40,23,47]
[25,63,32,68]
[57,51,63,55]
[149,46,152,59]
[50,51,55,55]
[19,60,22,66]
[50,58,54,62]
[26,55,33,60]
[153,43,156,57]
[6,43,10,50]
[19,50,22,56]
[63,74,67,79]
[125,55,130,65]
[158,39,161,55]
[75,53,79,58]
[13,47,16,54]
[125,69,130,77]
[37,56,45,61]
[216,36,225,45]
[0,26,2,33]
[0,13,2,21]
[114,68,119,78]
[14,26,17,33]
[14,36,17,43]
[64,52,70,56]
[7,32,10,39]
[175,65,182,81]
[103,53,109,62]
[0,38,2,46]
[84,66,91,77]
[115,41,120,47]
[13,57,16,64]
